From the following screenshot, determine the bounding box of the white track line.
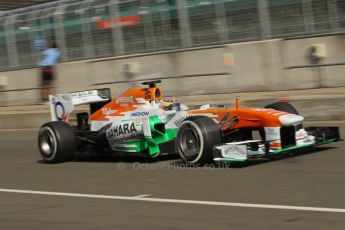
[133,194,152,198]
[0,128,38,132]
[0,188,344,213]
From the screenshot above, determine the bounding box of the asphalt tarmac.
[0,123,344,229]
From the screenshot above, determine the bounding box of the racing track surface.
[0,122,345,230]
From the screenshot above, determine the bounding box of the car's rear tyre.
[38,121,76,163]
[176,116,221,165]
[264,101,299,115]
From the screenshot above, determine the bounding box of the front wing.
[213,126,341,163]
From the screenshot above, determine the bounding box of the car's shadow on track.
[37,155,180,165]
[171,146,336,169]
[37,146,335,169]
[75,153,180,164]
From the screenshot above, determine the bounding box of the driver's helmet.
[161,96,179,110]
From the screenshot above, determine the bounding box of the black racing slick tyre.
[38,121,76,163]
[176,116,221,165]
[264,102,299,115]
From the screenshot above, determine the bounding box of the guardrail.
[285,62,345,69]
[284,62,345,88]
[0,86,53,93]
[92,72,230,86]
[0,86,54,107]
[0,72,231,106]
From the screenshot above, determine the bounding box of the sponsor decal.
[225,145,247,156]
[173,117,186,127]
[108,134,140,146]
[131,111,150,117]
[220,144,247,160]
[117,96,134,104]
[54,102,67,121]
[117,134,139,143]
[96,15,141,29]
[102,108,116,115]
[252,108,270,112]
[164,112,189,129]
[264,127,280,141]
[107,123,137,139]
[265,127,277,135]
[295,128,308,140]
[71,90,98,98]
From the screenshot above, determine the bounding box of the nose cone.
[279,114,304,125]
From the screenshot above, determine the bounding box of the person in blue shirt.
[38,41,61,102]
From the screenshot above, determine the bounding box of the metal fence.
[0,0,344,70]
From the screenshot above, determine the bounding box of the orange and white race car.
[38,80,341,164]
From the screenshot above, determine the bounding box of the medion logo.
[107,123,137,139]
[131,111,150,117]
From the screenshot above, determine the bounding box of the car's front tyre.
[176,116,221,165]
[264,102,299,115]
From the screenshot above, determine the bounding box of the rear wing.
[49,88,111,122]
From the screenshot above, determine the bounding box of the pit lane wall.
[1,34,344,104]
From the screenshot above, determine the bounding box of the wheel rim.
[179,125,200,159]
[39,127,57,158]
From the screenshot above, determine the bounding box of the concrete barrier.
[0,34,344,105]
[284,34,345,89]
[0,68,39,105]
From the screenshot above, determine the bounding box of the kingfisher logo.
[131,111,150,117]
[117,96,134,103]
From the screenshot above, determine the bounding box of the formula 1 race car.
[38,80,341,164]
